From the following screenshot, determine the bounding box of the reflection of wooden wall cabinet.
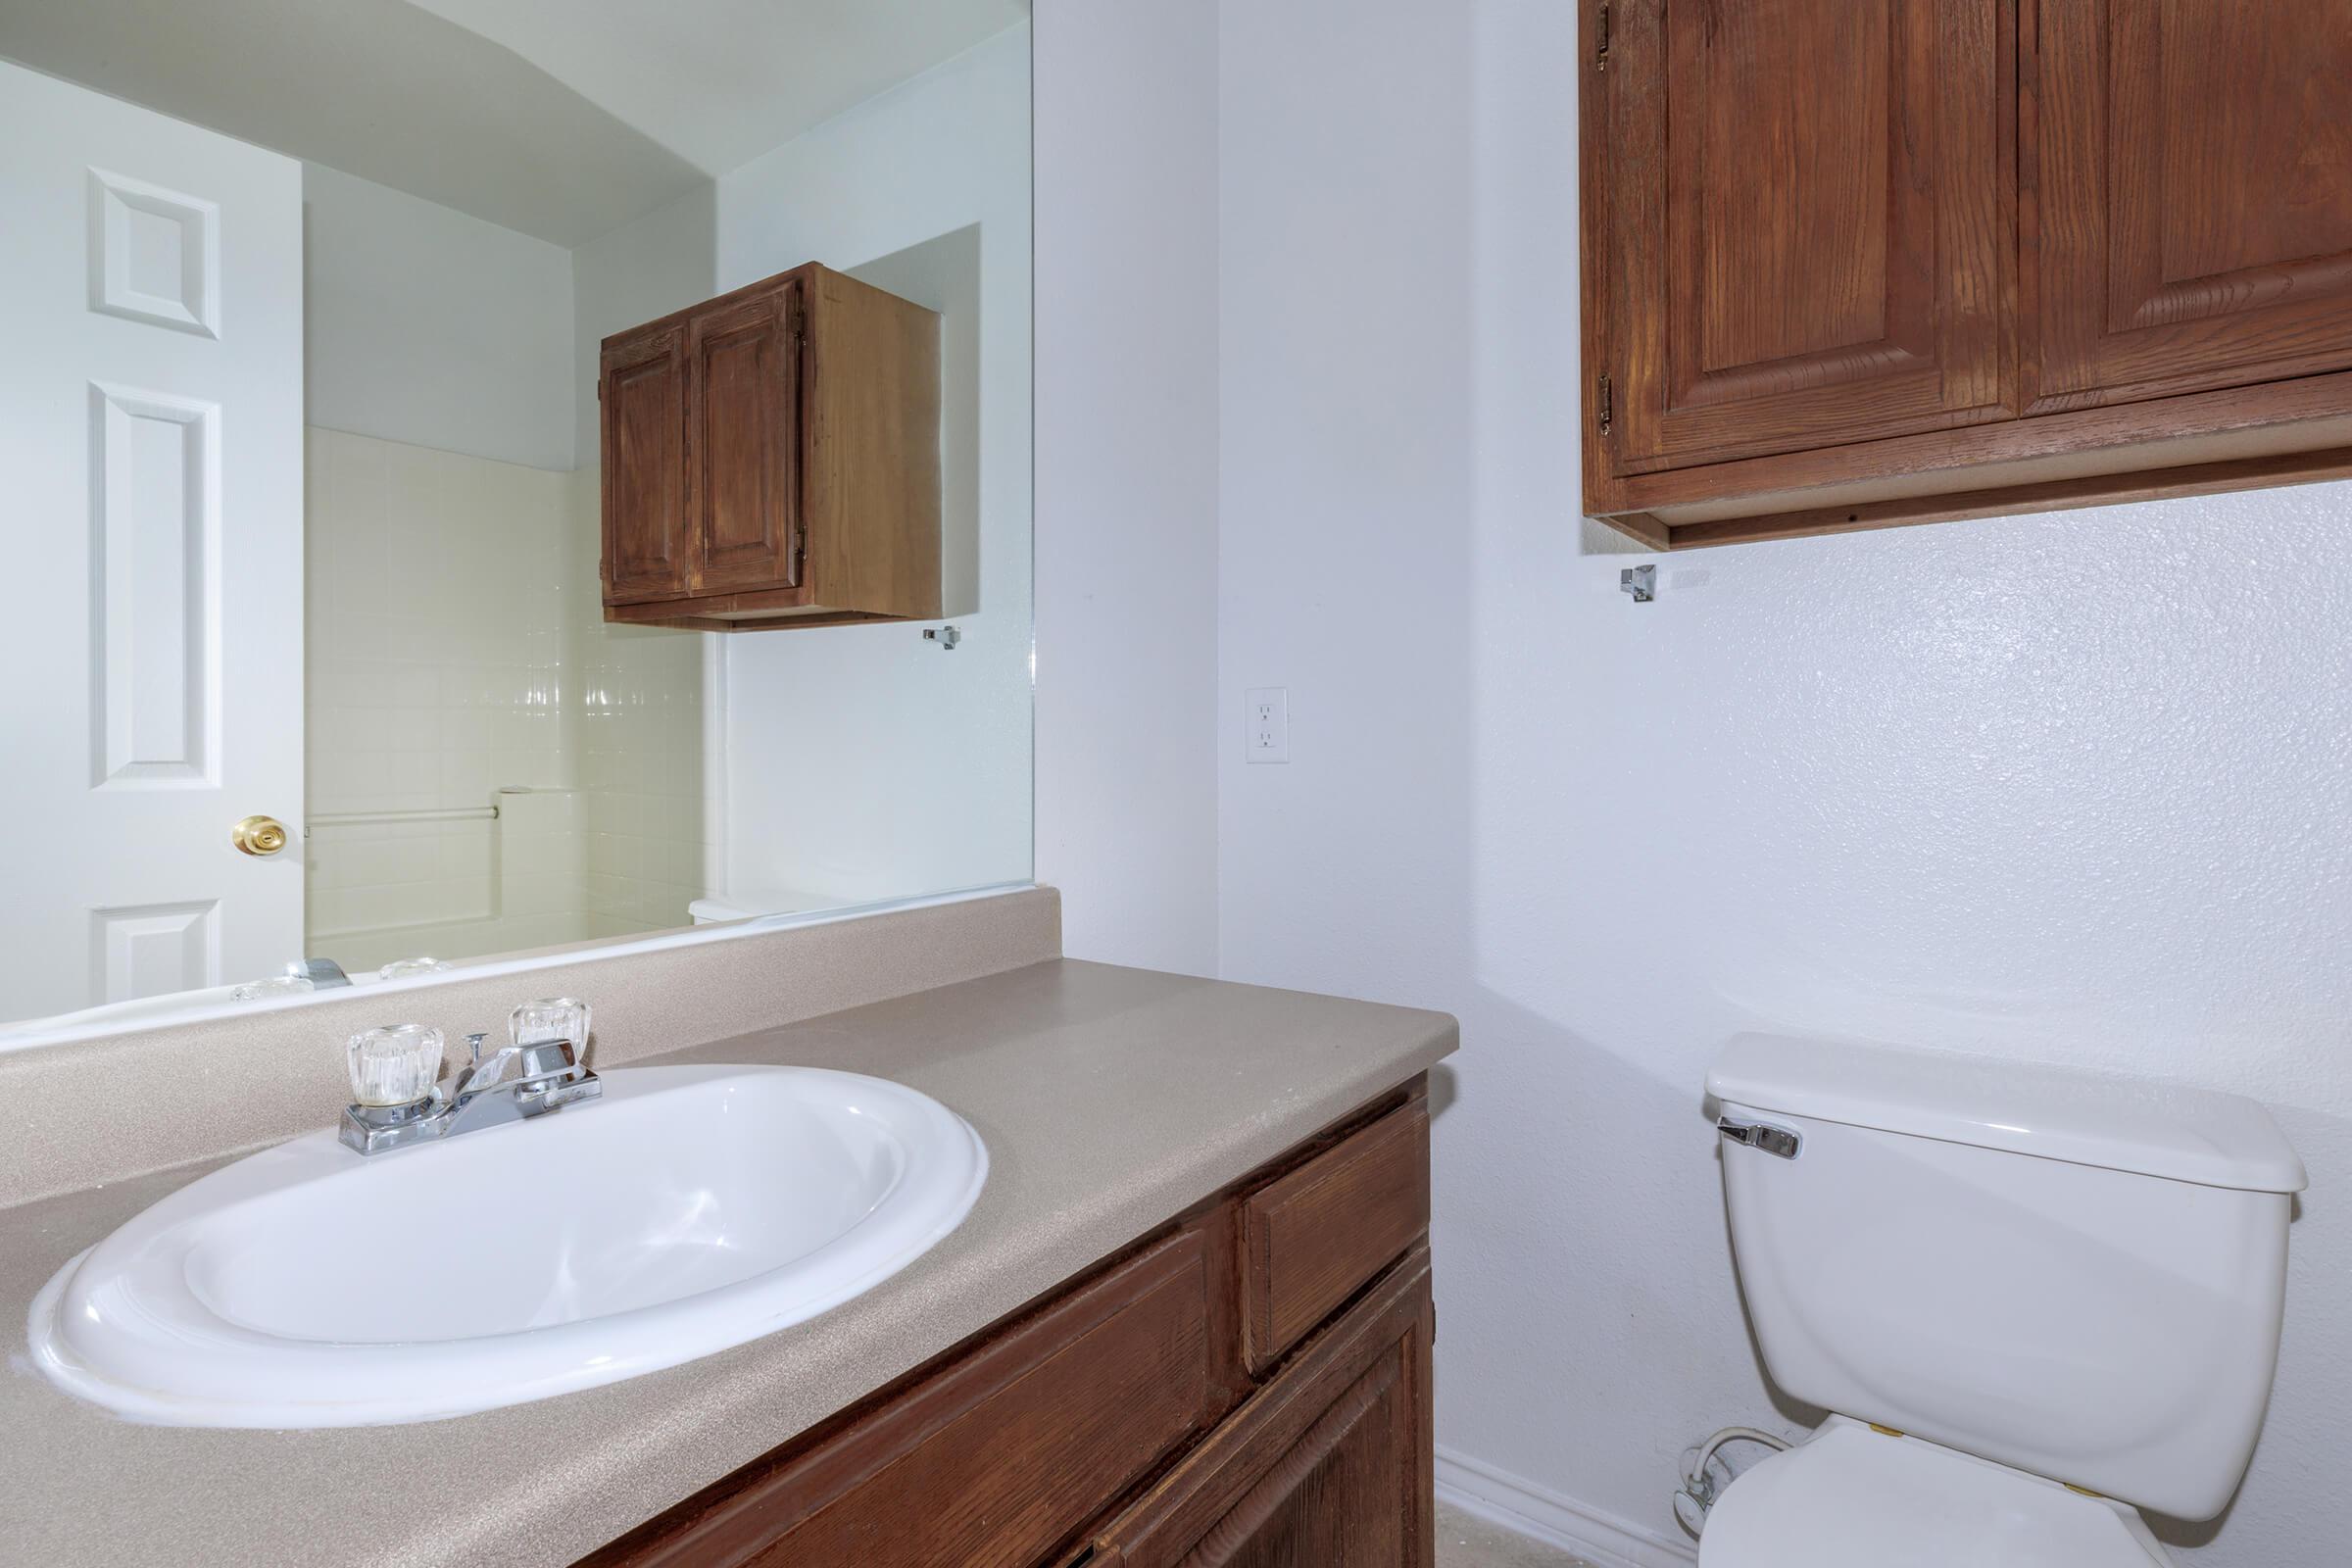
[601,325,692,602]
[599,264,940,628]
[1583,0,2352,549]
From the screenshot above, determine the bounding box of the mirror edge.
[0,882,1039,1054]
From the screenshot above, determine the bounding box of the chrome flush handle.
[1718,1115,1802,1159]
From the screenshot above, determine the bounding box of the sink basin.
[27,1064,987,1428]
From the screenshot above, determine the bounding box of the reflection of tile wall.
[565,477,716,938]
[303,429,589,964]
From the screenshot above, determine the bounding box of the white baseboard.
[1435,1446,1699,1568]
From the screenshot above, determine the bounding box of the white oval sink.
[27,1064,986,1428]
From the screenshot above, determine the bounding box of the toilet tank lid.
[1706,1034,2307,1194]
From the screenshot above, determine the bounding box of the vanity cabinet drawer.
[584,1227,1219,1568]
[1240,1095,1431,1375]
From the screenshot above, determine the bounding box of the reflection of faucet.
[339,1031,600,1155]
[288,957,351,989]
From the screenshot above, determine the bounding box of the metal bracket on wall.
[1621,564,1655,603]
[924,624,961,651]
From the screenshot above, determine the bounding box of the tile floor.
[1434,1501,1602,1568]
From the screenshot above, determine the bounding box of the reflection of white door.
[0,61,304,1024]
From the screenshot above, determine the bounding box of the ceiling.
[0,0,1026,247]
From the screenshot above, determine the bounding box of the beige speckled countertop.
[0,958,1455,1568]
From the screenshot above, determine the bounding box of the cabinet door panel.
[2031,0,2352,410]
[581,1229,1220,1568]
[1175,1346,1417,1568]
[689,284,802,593]
[1610,0,2008,471]
[1099,1250,1434,1568]
[600,327,691,603]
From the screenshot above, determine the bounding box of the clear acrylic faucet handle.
[511,998,591,1053]
[346,1024,445,1109]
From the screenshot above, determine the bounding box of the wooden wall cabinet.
[600,263,941,629]
[1583,0,2352,549]
[580,1080,1436,1568]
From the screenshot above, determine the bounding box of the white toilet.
[1700,1033,2307,1567]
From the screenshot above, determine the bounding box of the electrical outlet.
[1246,687,1290,764]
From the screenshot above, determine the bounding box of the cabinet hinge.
[788,296,808,344]
[1595,3,1610,72]
[1596,373,1614,435]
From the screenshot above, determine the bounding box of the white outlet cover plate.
[1246,686,1290,764]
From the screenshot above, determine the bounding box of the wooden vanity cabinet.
[578,1079,1435,1568]
[599,263,941,629]
[1583,0,2352,550]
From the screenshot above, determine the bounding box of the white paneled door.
[0,61,304,1025]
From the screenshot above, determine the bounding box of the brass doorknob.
[232,814,290,857]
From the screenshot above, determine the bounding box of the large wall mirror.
[0,2,1033,1041]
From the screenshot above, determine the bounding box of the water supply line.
[1672,1426,1792,1540]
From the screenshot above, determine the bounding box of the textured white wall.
[302,164,574,471]
[1033,0,1221,976]
[1203,2,2352,1564]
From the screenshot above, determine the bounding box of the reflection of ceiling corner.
[412,0,1029,181]
[0,0,1026,248]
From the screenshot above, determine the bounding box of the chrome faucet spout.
[448,1041,523,1101]
[288,957,351,989]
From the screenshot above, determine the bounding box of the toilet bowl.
[1697,1417,2167,1567]
[1701,1034,2305,1565]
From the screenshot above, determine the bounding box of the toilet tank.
[1706,1034,2305,1521]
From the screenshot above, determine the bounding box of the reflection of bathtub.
[308,787,590,972]
[688,886,844,925]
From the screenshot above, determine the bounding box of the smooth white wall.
[568,182,718,466]
[1033,0,1221,976]
[714,26,1033,906]
[561,33,1036,930]
[568,183,722,935]
[1039,3,2352,1564]
[303,163,573,471]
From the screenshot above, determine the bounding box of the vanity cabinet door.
[687,282,804,594]
[2027,0,2352,412]
[577,1227,1222,1568]
[1602,0,2009,472]
[600,325,693,603]
[1092,1250,1435,1568]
